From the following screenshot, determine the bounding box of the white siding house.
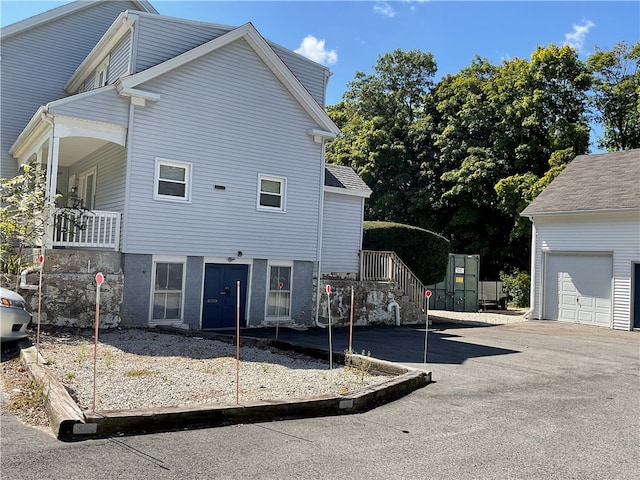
[521,149,640,330]
[322,165,372,276]
[2,3,371,330]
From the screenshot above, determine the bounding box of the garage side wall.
[531,212,640,330]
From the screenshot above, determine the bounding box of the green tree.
[587,40,640,151]
[326,49,439,226]
[0,165,47,277]
[328,44,592,279]
[435,45,590,276]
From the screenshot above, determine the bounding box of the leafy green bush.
[500,269,531,308]
[363,221,450,285]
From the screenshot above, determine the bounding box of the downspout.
[314,139,327,328]
[387,300,400,326]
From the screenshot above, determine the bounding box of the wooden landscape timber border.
[17,334,431,441]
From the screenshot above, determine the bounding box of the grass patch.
[8,379,48,411]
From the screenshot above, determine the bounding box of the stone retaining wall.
[18,249,124,328]
[315,278,426,327]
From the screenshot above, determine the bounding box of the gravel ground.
[33,329,390,412]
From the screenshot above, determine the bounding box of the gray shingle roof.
[521,149,640,216]
[325,164,372,197]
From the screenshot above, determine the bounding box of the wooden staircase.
[360,250,427,311]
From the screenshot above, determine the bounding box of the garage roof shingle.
[521,149,640,216]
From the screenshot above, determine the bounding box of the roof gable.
[0,0,157,40]
[116,23,339,137]
[521,149,640,216]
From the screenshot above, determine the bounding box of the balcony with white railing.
[51,209,121,250]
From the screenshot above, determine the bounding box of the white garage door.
[543,254,612,327]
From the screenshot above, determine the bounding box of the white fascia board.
[132,1,159,14]
[243,27,340,136]
[9,108,51,164]
[65,12,137,94]
[119,22,340,136]
[51,115,127,146]
[9,107,47,159]
[47,85,119,109]
[1,1,96,40]
[521,208,640,219]
[324,186,372,199]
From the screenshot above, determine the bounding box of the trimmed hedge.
[363,221,450,285]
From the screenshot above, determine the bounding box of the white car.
[0,287,31,342]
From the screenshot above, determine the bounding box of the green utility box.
[426,254,480,312]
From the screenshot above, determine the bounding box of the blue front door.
[202,264,248,329]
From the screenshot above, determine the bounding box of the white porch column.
[47,135,60,205]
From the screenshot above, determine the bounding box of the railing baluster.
[361,249,426,314]
[52,209,121,250]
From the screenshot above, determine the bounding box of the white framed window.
[95,56,110,88]
[257,174,286,212]
[154,158,192,202]
[151,258,185,323]
[266,263,292,318]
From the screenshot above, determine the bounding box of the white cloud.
[374,1,396,18]
[564,20,595,52]
[294,35,338,66]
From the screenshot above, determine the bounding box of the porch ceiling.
[58,137,110,166]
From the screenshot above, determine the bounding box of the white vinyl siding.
[134,15,230,73]
[0,1,142,180]
[133,14,327,106]
[321,192,365,274]
[108,32,132,82]
[531,212,640,330]
[67,143,127,212]
[123,39,323,260]
[47,87,130,126]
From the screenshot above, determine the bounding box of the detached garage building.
[521,149,640,331]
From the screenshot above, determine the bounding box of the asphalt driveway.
[2,320,638,479]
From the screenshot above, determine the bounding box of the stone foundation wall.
[314,279,426,327]
[17,249,124,328]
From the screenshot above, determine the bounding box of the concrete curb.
[18,336,431,441]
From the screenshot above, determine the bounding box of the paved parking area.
[2,320,639,479]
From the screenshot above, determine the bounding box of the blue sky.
[2,1,638,107]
